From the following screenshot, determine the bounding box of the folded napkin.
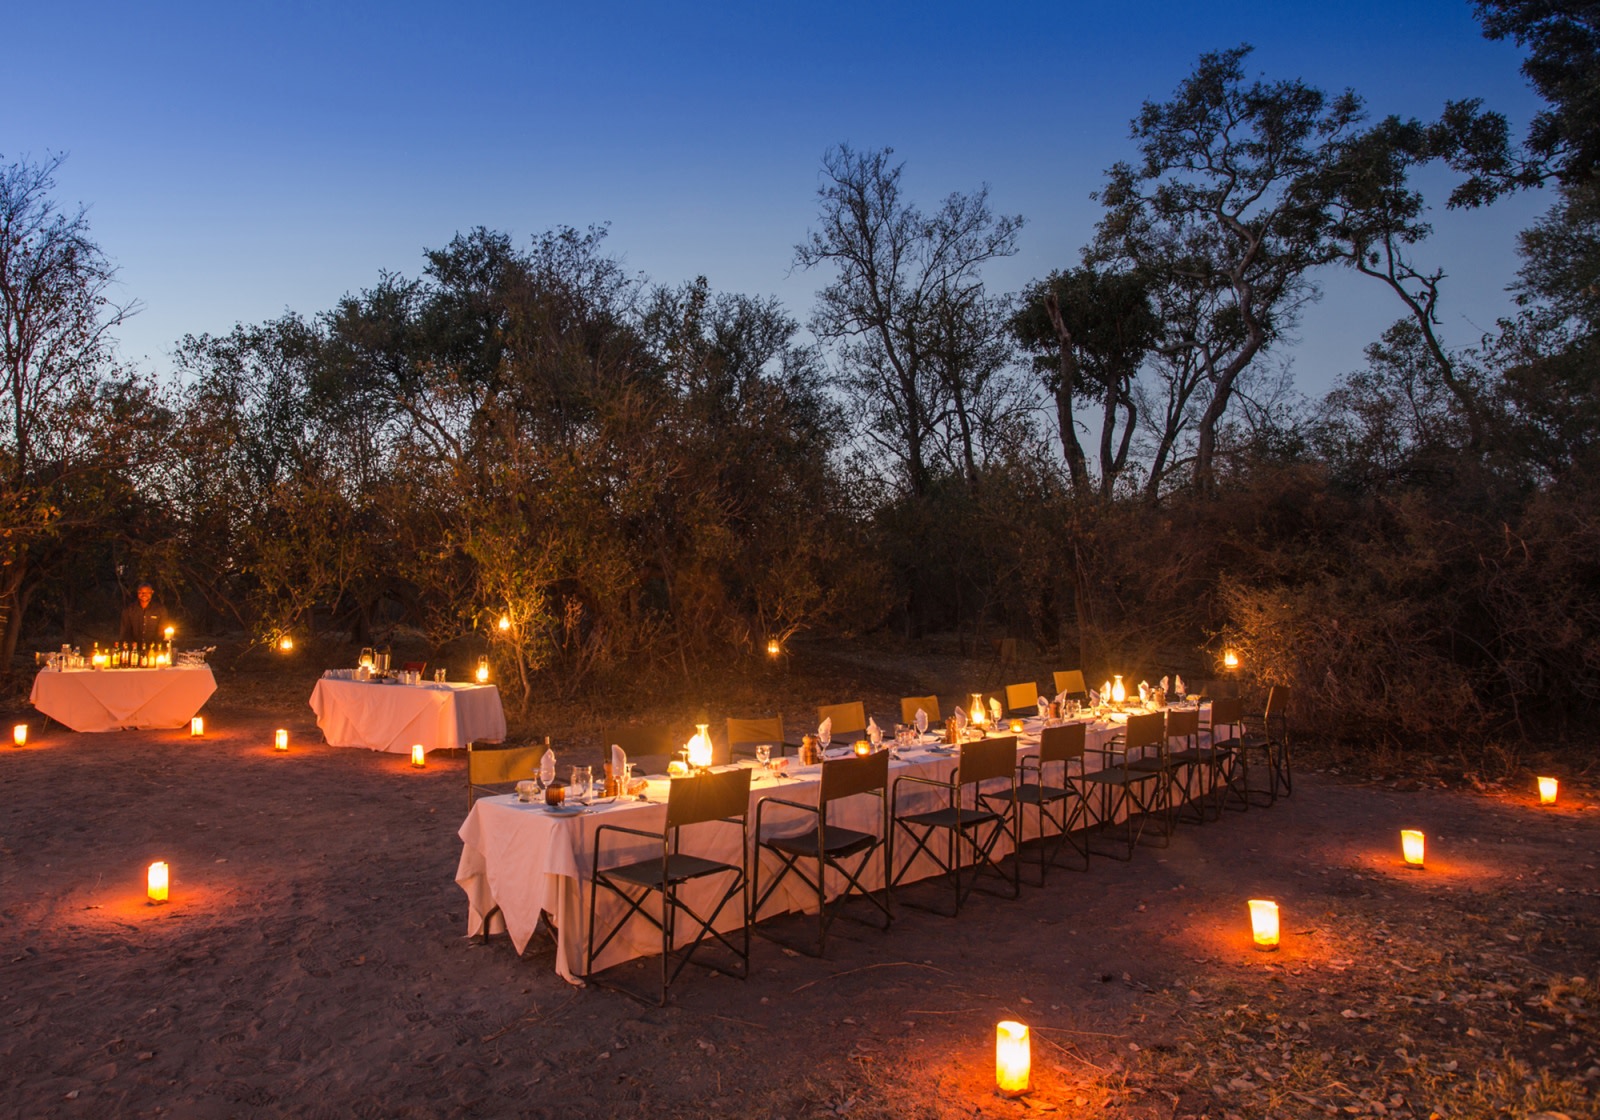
[1160,675,1170,694]
[1138,680,1150,703]
[914,708,928,734]
[1101,680,1112,701]
[1089,689,1100,706]
[953,707,968,733]
[1037,695,1049,718]
[867,717,881,747]
[540,749,556,785]
[818,716,832,743]
[1175,673,1186,696]
[611,743,626,780]
[987,697,1002,723]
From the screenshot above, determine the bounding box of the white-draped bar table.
[309,676,507,754]
[455,709,1214,984]
[29,666,217,732]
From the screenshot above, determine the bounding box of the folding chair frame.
[1016,723,1089,885]
[889,736,1020,915]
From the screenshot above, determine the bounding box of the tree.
[1475,1,1600,189]
[0,154,142,657]
[795,145,1022,499]
[1092,46,1359,494]
[1012,266,1157,500]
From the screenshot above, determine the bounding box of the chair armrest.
[755,795,819,836]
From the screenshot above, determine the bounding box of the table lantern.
[147,861,169,904]
[475,655,490,684]
[1248,899,1279,951]
[853,739,871,757]
[687,724,714,770]
[12,724,25,747]
[1538,776,1558,805]
[995,1020,1030,1096]
[1401,829,1425,868]
[411,743,426,768]
[274,728,289,752]
[1111,675,1127,704]
[969,693,986,729]
[190,717,204,737]
[1008,718,1024,734]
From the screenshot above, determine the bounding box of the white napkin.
[1089,689,1100,706]
[987,697,1002,723]
[867,717,881,747]
[1160,675,1170,694]
[1101,680,1112,701]
[1176,674,1186,696]
[1036,695,1049,718]
[611,744,626,780]
[953,707,968,733]
[540,749,556,785]
[818,716,832,742]
[1054,690,1067,707]
[915,708,928,734]
[1138,681,1150,703]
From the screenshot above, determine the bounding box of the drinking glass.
[819,726,832,751]
[755,743,770,771]
[914,710,928,736]
[570,765,592,804]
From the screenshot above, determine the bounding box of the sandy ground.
[1,669,1596,1119]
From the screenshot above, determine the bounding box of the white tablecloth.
[455,710,1214,983]
[309,678,506,754]
[29,667,217,732]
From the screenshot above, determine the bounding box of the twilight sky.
[9,0,1550,399]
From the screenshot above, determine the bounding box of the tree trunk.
[1044,292,1091,497]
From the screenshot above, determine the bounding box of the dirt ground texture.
[1,644,1596,1120]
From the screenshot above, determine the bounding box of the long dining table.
[455,707,1215,983]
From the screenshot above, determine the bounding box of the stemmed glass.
[914,709,928,738]
[755,743,771,773]
[819,725,832,752]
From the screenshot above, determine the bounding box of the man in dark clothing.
[119,583,170,645]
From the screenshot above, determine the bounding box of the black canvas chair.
[1016,722,1089,885]
[889,735,1020,915]
[584,767,752,1004]
[1079,712,1167,860]
[751,751,892,955]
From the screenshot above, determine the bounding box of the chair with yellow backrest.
[816,701,868,740]
[1053,670,1088,700]
[1004,681,1042,717]
[467,739,550,809]
[726,714,794,759]
[900,695,942,728]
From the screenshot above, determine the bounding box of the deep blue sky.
[9,1,1549,398]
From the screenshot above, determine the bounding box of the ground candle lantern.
[274,728,289,752]
[1401,829,1425,867]
[995,1020,1030,1096]
[1248,899,1280,951]
[411,743,425,768]
[147,861,169,904]
[12,724,25,747]
[190,717,204,737]
[1538,776,1558,805]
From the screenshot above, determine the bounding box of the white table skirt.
[29,667,217,732]
[309,677,507,754]
[454,709,1220,984]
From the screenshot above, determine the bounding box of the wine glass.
[819,725,832,752]
[914,709,928,737]
[755,743,771,772]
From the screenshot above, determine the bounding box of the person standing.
[119,582,169,645]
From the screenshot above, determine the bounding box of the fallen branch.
[791,961,951,994]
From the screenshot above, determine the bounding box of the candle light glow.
[411,743,426,768]
[1248,899,1280,951]
[274,728,288,751]
[147,861,169,904]
[995,1020,1030,1096]
[190,717,204,737]
[1538,776,1558,805]
[1401,829,1425,868]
